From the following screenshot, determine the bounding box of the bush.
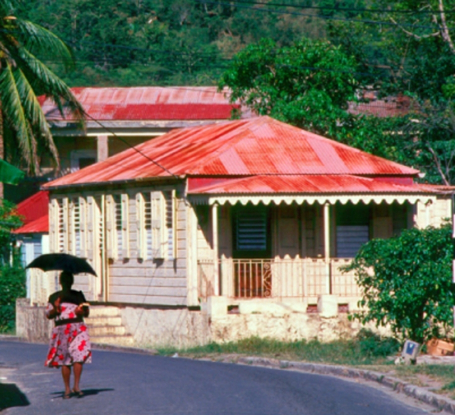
[343,224,455,343]
[0,264,26,333]
[356,329,400,358]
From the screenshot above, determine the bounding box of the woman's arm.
[45,297,61,320]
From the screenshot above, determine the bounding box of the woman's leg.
[61,366,71,396]
[73,362,83,393]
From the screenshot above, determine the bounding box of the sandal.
[72,389,84,397]
[63,392,71,399]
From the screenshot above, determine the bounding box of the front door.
[232,204,271,297]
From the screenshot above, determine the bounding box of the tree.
[0,0,83,179]
[219,37,359,141]
[325,0,455,184]
[342,225,455,343]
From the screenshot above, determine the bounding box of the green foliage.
[0,0,83,174]
[343,224,455,343]
[17,0,323,87]
[0,200,22,261]
[220,37,358,140]
[157,333,401,365]
[0,263,25,333]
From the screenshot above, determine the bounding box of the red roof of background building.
[41,87,241,121]
[12,191,49,234]
[12,215,48,234]
[44,116,420,189]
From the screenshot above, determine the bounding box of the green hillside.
[19,0,330,86]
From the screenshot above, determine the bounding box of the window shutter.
[136,193,144,259]
[106,195,115,259]
[121,194,129,258]
[164,190,176,260]
[151,191,164,258]
[235,206,267,251]
[144,193,153,259]
[57,198,68,253]
[71,197,82,257]
[79,197,87,258]
[87,196,94,259]
[49,199,57,252]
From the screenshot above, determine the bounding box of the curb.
[236,356,455,414]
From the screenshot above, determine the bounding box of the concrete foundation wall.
[16,298,388,348]
[118,306,211,348]
[16,298,52,344]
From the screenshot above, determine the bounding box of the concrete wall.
[16,298,52,344]
[16,298,388,348]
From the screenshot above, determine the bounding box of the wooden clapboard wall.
[107,184,187,306]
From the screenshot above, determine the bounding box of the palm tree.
[0,0,83,183]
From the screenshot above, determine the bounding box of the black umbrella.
[26,253,97,276]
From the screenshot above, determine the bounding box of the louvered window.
[164,191,175,259]
[144,193,153,259]
[235,206,267,251]
[113,194,123,256]
[57,199,66,253]
[72,198,82,256]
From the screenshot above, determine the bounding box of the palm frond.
[16,48,84,124]
[0,62,38,173]
[0,0,14,18]
[13,67,59,169]
[15,20,75,71]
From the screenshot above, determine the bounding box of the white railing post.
[324,203,331,294]
[212,203,219,296]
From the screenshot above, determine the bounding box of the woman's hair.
[59,271,74,288]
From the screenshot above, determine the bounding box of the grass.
[154,332,455,399]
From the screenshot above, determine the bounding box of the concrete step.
[91,334,135,346]
[88,325,127,336]
[85,316,123,326]
[88,306,121,318]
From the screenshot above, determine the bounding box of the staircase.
[85,306,135,346]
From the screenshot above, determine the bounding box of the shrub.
[342,224,455,343]
[0,264,26,333]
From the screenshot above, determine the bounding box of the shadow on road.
[0,383,30,410]
[51,388,115,399]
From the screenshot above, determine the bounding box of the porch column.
[212,203,220,296]
[97,134,109,162]
[323,202,331,294]
[425,200,432,227]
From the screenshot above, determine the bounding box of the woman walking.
[45,271,91,399]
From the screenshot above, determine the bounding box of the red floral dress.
[45,291,92,368]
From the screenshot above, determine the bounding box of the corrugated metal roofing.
[13,191,49,234]
[41,87,240,121]
[44,117,420,189]
[13,215,48,234]
[187,175,437,194]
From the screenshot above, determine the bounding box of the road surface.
[0,341,438,415]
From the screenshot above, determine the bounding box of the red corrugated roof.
[41,87,240,121]
[187,175,435,194]
[13,214,48,234]
[13,191,49,234]
[15,191,48,224]
[44,117,420,189]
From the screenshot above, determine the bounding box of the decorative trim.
[188,194,438,206]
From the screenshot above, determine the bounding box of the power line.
[211,0,455,15]
[195,0,453,30]
[80,109,179,179]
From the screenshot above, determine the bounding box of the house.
[12,191,50,302]
[8,86,242,203]
[18,116,449,346]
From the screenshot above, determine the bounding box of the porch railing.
[197,258,361,301]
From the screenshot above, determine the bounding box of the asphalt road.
[0,341,437,415]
